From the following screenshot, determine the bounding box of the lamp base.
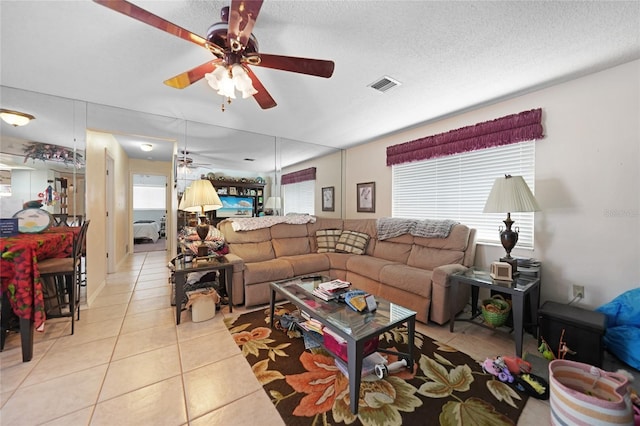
[197,245,209,257]
[500,256,518,276]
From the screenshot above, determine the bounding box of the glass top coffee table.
[269,275,416,415]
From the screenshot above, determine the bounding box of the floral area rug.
[225,304,529,426]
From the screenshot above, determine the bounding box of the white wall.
[344,59,640,309]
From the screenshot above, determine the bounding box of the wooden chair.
[38,220,90,334]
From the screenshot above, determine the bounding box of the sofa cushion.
[271,223,310,239]
[316,229,342,253]
[324,252,355,271]
[406,245,464,270]
[412,224,470,250]
[346,255,398,282]
[373,240,412,263]
[335,231,370,255]
[281,253,331,276]
[229,241,275,263]
[272,237,310,257]
[379,264,433,298]
[243,259,294,285]
[218,220,272,244]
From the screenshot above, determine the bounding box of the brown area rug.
[225,304,529,426]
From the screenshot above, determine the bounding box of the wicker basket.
[481,295,511,327]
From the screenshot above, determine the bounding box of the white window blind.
[392,141,536,248]
[133,185,166,210]
[283,180,315,215]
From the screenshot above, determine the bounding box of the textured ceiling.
[1,1,639,169]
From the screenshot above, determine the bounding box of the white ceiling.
[1,1,639,170]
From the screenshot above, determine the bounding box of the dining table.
[0,226,78,361]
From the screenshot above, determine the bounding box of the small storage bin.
[538,301,606,367]
[323,327,378,362]
[549,359,634,425]
[186,288,220,322]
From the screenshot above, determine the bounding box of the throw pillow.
[316,229,342,253]
[335,230,370,255]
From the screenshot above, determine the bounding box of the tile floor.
[1,250,551,425]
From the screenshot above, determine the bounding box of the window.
[133,185,166,210]
[283,180,315,215]
[392,141,536,248]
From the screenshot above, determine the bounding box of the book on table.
[319,279,351,293]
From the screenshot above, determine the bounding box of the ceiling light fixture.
[205,63,258,111]
[0,109,36,127]
[140,143,153,152]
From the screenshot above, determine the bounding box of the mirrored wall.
[1,86,344,228]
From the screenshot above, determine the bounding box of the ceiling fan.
[177,151,211,169]
[93,0,335,110]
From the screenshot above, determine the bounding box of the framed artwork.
[217,187,227,195]
[357,182,375,213]
[229,186,237,195]
[322,186,334,211]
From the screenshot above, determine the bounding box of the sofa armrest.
[223,253,245,305]
[430,264,470,325]
[432,264,468,288]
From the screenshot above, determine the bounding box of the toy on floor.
[482,357,514,383]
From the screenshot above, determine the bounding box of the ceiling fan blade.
[227,0,264,52]
[93,0,223,56]
[255,54,335,78]
[245,67,277,109]
[164,60,221,89]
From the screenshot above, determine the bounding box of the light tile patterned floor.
[1,250,549,425]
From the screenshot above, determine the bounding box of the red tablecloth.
[0,228,76,331]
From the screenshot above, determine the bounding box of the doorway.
[132,173,167,253]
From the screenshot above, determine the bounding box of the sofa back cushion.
[373,240,413,263]
[335,231,370,255]
[407,225,470,270]
[407,245,464,270]
[218,220,272,244]
[272,237,311,257]
[229,241,275,263]
[412,224,470,251]
[316,229,342,253]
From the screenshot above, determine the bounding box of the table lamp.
[264,196,281,216]
[180,179,223,256]
[483,175,540,274]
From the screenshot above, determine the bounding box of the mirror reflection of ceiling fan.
[177,151,211,170]
[93,0,335,110]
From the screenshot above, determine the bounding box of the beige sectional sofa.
[218,218,477,324]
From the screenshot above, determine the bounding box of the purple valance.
[282,167,316,185]
[386,108,543,166]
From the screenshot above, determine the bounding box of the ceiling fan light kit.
[93,0,335,110]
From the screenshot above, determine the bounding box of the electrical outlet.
[573,285,585,299]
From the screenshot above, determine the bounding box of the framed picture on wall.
[229,186,237,195]
[322,186,334,211]
[357,182,375,213]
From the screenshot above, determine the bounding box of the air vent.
[368,76,401,93]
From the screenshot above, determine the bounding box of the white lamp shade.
[264,196,282,209]
[483,175,540,213]
[180,180,223,213]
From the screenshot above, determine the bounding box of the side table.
[449,268,541,357]
[173,256,233,325]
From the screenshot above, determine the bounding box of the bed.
[133,220,160,243]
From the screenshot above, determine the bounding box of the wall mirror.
[0,86,86,224]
